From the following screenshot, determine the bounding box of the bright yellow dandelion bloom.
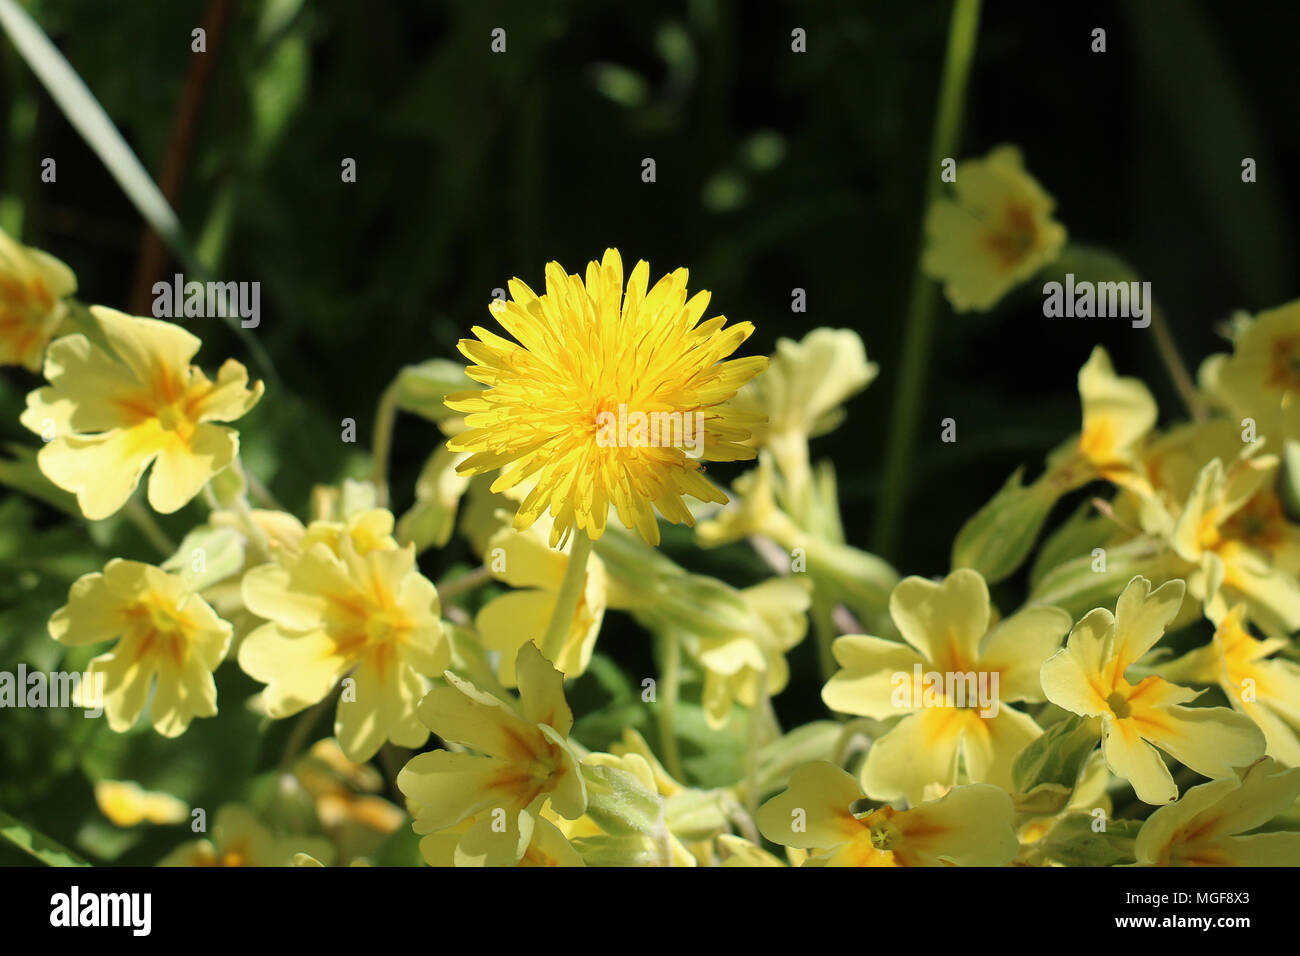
[21,306,263,519]
[238,536,447,762]
[0,227,76,371]
[50,559,232,736]
[1135,758,1300,866]
[921,145,1066,312]
[397,643,587,867]
[1041,576,1265,804]
[1160,605,1300,766]
[822,568,1071,804]
[445,248,768,547]
[757,761,1019,867]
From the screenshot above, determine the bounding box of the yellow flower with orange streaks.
[21,307,263,519]
[50,559,232,736]
[1041,576,1265,805]
[756,761,1019,867]
[159,805,332,867]
[822,568,1070,804]
[1200,297,1300,447]
[1170,452,1300,638]
[1160,605,1300,766]
[921,145,1066,312]
[238,535,447,762]
[1135,758,1300,866]
[445,248,767,547]
[0,227,76,371]
[397,643,587,867]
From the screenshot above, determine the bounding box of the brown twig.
[127,0,233,313]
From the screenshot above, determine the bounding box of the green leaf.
[952,468,1060,584]
[0,808,90,866]
[1012,715,1102,815]
[1030,500,1114,589]
[1029,537,1178,620]
[1038,813,1141,867]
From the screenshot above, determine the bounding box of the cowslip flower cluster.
[10,233,1300,871]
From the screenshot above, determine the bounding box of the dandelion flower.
[21,306,263,519]
[446,248,768,547]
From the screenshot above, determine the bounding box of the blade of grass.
[873,0,982,560]
[0,0,278,383]
[0,808,90,866]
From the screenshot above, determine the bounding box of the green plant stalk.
[0,808,90,866]
[657,629,686,783]
[123,498,175,557]
[873,0,982,560]
[370,382,400,508]
[539,530,594,663]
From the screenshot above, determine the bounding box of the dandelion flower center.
[446,248,768,547]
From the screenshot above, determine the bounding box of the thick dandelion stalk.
[874,0,982,559]
[539,529,595,663]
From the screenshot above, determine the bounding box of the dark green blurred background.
[1,0,1297,860]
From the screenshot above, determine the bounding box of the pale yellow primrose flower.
[94,780,189,827]
[159,804,333,867]
[1072,346,1158,483]
[1201,298,1300,447]
[1041,576,1265,805]
[397,643,587,867]
[732,327,877,452]
[1170,453,1300,637]
[21,307,263,519]
[694,577,811,729]
[474,521,607,684]
[822,568,1070,804]
[238,536,447,762]
[921,145,1066,312]
[757,761,1019,867]
[416,805,585,868]
[1159,605,1300,766]
[1135,758,1300,866]
[50,559,232,736]
[0,226,76,371]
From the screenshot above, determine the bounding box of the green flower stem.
[657,629,687,783]
[744,683,771,823]
[539,529,594,664]
[370,382,400,508]
[1050,244,1207,421]
[123,498,174,557]
[436,564,493,602]
[873,0,982,560]
[810,594,839,689]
